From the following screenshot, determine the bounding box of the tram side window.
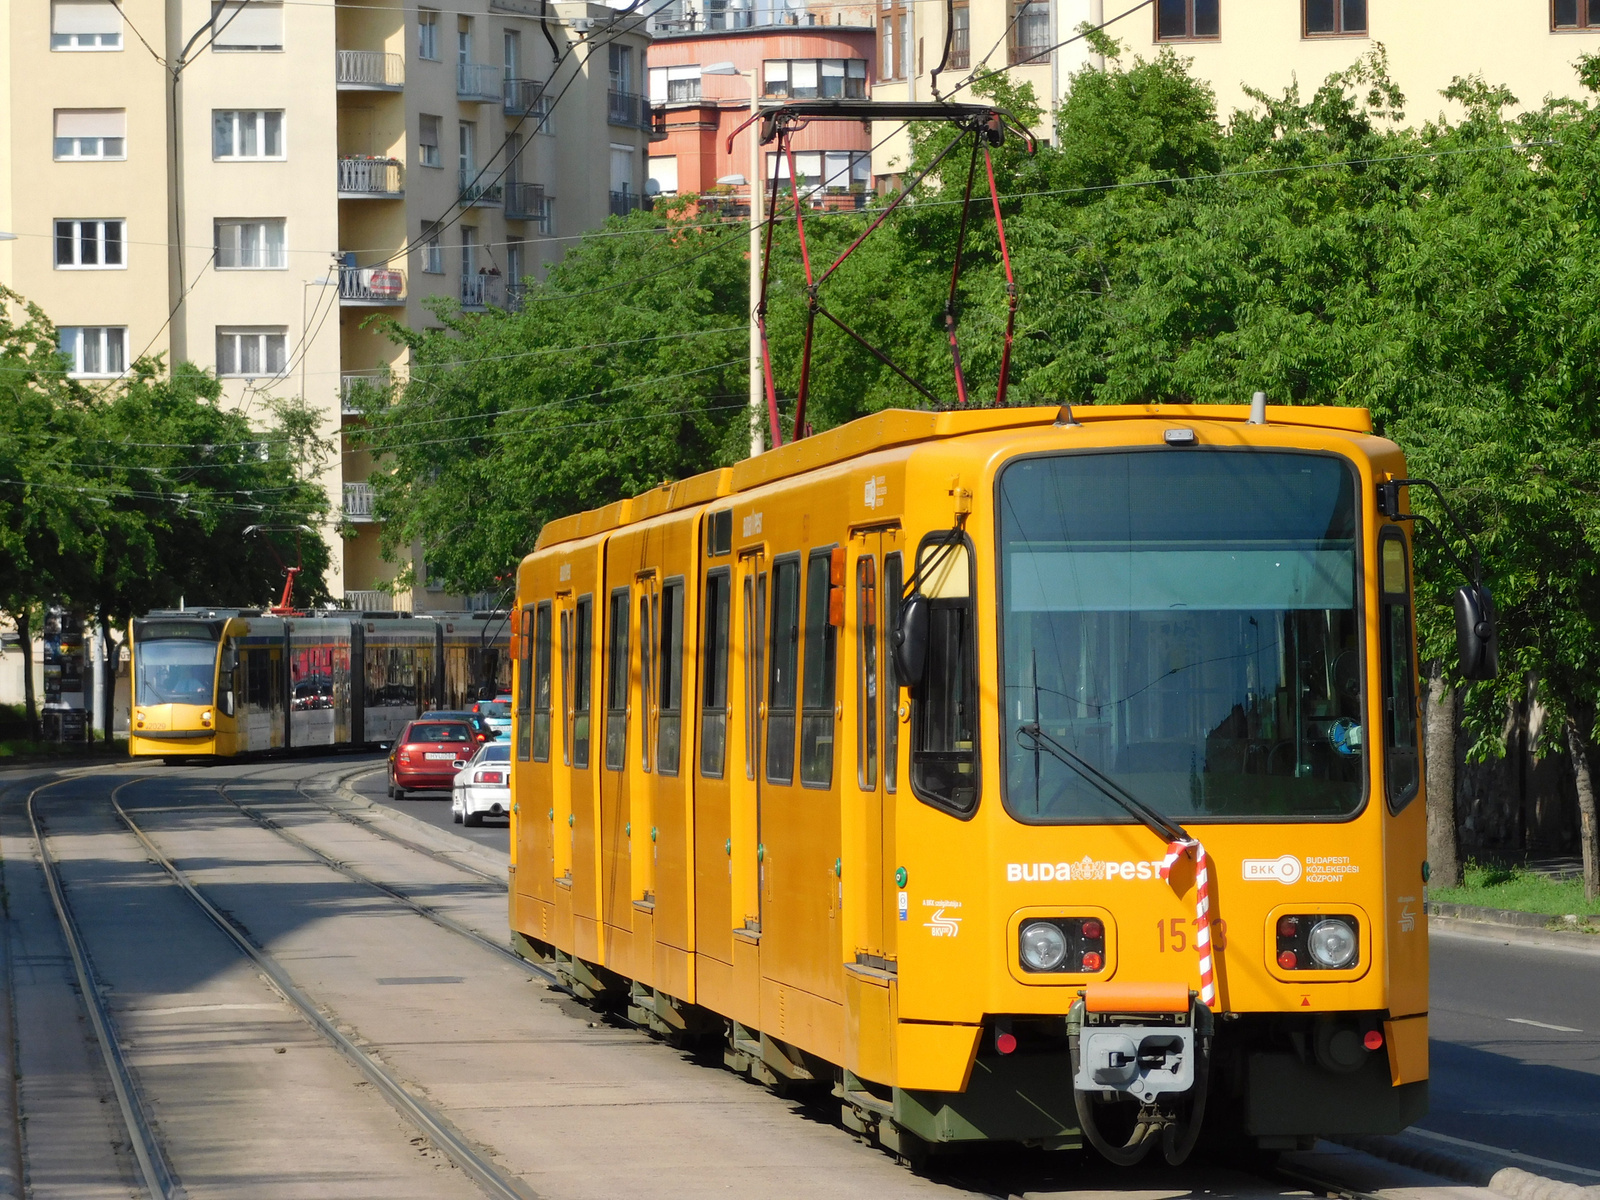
[911,542,978,814]
[883,553,902,793]
[766,557,801,785]
[605,588,630,771]
[659,578,686,775]
[743,570,766,781]
[801,549,838,787]
[517,607,534,761]
[572,596,593,768]
[244,648,273,710]
[858,555,878,790]
[560,608,572,766]
[700,570,730,777]
[532,602,552,762]
[1381,532,1420,811]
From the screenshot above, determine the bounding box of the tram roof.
[532,403,1374,551]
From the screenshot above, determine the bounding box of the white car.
[451,741,511,826]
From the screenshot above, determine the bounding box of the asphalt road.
[348,756,511,854]
[339,755,1600,1183]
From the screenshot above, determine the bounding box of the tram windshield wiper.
[1014,722,1193,849]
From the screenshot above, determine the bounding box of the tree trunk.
[1567,715,1600,903]
[15,608,39,741]
[1424,661,1461,889]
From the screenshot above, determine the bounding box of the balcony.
[609,188,652,218]
[1007,40,1051,66]
[504,182,551,231]
[344,589,396,611]
[504,77,549,120]
[341,370,390,415]
[949,26,970,69]
[457,61,501,101]
[461,274,503,310]
[458,169,503,207]
[338,156,403,198]
[505,282,528,313]
[607,89,649,129]
[343,481,375,520]
[339,265,406,305]
[337,50,403,90]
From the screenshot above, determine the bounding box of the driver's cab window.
[1380,531,1419,811]
[911,538,978,814]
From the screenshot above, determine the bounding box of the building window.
[421,222,444,274]
[503,28,520,79]
[51,1,122,50]
[54,219,125,269]
[460,226,478,279]
[1553,0,1600,27]
[1156,0,1219,39]
[419,114,441,167]
[767,150,871,194]
[648,155,678,196]
[949,1,970,68]
[649,64,702,102]
[212,110,284,159]
[880,0,911,80]
[609,43,633,93]
[457,15,472,64]
[506,241,524,284]
[53,109,126,160]
[1009,0,1051,64]
[215,219,286,269]
[1304,0,1366,34]
[216,327,288,377]
[458,120,476,174]
[59,326,127,377]
[210,1,283,51]
[418,8,439,58]
[763,59,866,99]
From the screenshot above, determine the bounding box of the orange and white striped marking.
[1160,839,1216,1007]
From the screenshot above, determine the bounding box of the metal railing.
[344,589,395,611]
[504,182,551,230]
[504,282,529,312]
[458,169,503,206]
[461,274,500,308]
[607,89,648,128]
[457,61,501,100]
[949,24,970,69]
[337,50,404,88]
[1007,39,1050,65]
[503,77,550,120]
[340,371,390,413]
[339,265,406,304]
[343,482,375,518]
[338,156,403,196]
[609,189,652,217]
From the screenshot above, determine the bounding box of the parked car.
[470,696,512,738]
[388,719,476,799]
[452,740,511,826]
[419,709,497,743]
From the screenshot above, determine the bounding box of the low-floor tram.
[506,402,1496,1163]
[128,609,511,759]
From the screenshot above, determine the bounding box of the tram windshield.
[136,639,220,706]
[999,449,1364,822]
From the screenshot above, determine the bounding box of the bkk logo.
[1006,858,1167,883]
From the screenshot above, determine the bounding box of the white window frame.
[214,219,287,270]
[212,110,285,161]
[51,1,123,50]
[210,0,284,51]
[53,110,126,161]
[54,219,126,269]
[422,223,444,274]
[59,326,128,378]
[419,114,442,167]
[216,327,288,377]
[418,8,439,59]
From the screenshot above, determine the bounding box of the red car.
[388,719,475,799]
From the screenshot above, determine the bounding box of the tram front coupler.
[1068,992,1213,1166]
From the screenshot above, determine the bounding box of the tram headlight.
[1307,918,1358,969]
[200,709,212,727]
[1019,921,1068,972]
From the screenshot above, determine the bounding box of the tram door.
[852,528,903,968]
[734,548,767,934]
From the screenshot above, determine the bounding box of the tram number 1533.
[1156,917,1227,953]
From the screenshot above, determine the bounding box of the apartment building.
[647,11,877,207]
[870,0,1600,175]
[0,0,652,611]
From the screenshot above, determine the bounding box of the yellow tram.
[507,403,1488,1161]
[128,610,511,759]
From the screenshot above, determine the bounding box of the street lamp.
[704,61,765,457]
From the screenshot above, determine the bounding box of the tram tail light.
[1363,1029,1384,1051]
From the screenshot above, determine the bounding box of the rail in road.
[0,756,1589,1198]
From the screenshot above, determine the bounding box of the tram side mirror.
[1454,582,1499,681]
[221,690,235,717]
[892,593,930,687]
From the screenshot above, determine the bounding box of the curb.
[1336,1134,1600,1200]
[1428,900,1600,930]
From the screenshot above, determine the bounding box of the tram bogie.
[508,403,1465,1162]
[129,609,511,759]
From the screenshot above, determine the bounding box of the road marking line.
[1506,1017,1583,1033]
[1410,1128,1600,1180]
